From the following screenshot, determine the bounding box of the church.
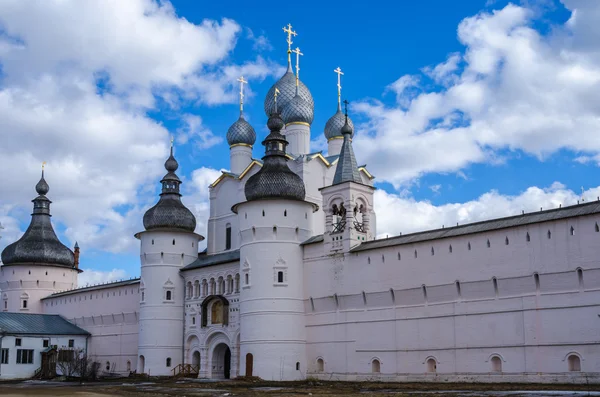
[0,25,599,383]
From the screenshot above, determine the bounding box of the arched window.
[126,361,131,372]
[491,356,502,372]
[414,250,418,258]
[186,282,192,299]
[456,281,461,299]
[225,223,232,250]
[277,271,284,283]
[166,290,172,301]
[570,226,575,236]
[547,230,552,239]
[577,268,584,290]
[468,242,471,250]
[534,273,540,293]
[449,245,452,253]
[487,239,491,248]
[568,354,581,371]
[166,357,171,367]
[397,252,401,260]
[526,232,530,242]
[431,247,434,256]
[427,358,437,373]
[296,362,300,370]
[492,277,499,298]
[235,274,240,292]
[194,280,200,298]
[505,236,509,245]
[372,359,381,373]
[245,273,249,285]
[317,358,324,372]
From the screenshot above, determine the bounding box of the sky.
[1,0,600,287]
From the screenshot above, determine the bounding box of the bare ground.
[1,378,599,397]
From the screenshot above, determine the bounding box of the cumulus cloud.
[375,182,599,238]
[0,0,280,256]
[354,1,600,188]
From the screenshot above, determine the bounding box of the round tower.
[234,111,316,381]
[0,169,81,314]
[227,76,256,175]
[135,146,203,376]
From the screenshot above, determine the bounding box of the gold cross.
[237,76,248,113]
[42,161,46,170]
[292,47,303,84]
[334,67,344,105]
[282,23,297,52]
[170,135,174,148]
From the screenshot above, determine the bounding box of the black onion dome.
[1,171,75,268]
[143,147,197,232]
[244,112,306,202]
[226,114,256,146]
[281,92,314,125]
[264,64,314,118]
[324,105,354,140]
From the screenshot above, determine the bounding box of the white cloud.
[354,2,600,188]
[78,268,129,287]
[0,1,281,256]
[246,28,273,51]
[375,182,599,238]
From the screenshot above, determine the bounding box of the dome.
[264,66,314,118]
[143,147,197,233]
[226,115,256,146]
[324,107,354,140]
[244,113,306,202]
[281,93,314,126]
[1,172,75,269]
[143,195,197,232]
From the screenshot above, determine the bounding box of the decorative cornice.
[230,143,253,148]
[285,121,310,127]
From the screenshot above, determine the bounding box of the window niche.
[163,279,175,303]
[273,258,288,286]
[225,223,232,250]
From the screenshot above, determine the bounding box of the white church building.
[1,28,599,382]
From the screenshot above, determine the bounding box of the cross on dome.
[292,47,303,85]
[334,67,344,106]
[237,76,248,113]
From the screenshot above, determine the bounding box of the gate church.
[1,25,600,382]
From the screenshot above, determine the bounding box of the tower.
[227,76,256,175]
[0,167,80,313]
[135,145,203,376]
[321,103,375,252]
[234,109,316,380]
[324,67,355,156]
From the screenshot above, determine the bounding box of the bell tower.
[321,102,375,252]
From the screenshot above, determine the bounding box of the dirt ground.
[0,378,599,397]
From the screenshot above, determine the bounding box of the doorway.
[212,343,231,379]
[245,353,253,377]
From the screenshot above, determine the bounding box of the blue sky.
[1,0,599,286]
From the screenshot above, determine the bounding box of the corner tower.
[321,103,375,252]
[0,167,81,313]
[135,144,203,376]
[234,108,317,380]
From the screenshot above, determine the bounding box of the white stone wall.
[237,199,314,381]
[0,265,78,314]
[0,334,87,380]
[42,282,140,375]
[137,230,200,376]
[183,261,241,378]
[302,212,600,382]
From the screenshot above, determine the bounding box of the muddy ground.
[0,378,599,397]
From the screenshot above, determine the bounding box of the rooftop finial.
[292,47,303,87]
[282,23,297,65]
[334,67,344,109]
[237,75,248,115]
[341,99,352,135]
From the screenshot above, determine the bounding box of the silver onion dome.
[324,105,354,140]
[264,65,314,118]
[281,92,314,126]
[226,114,256,146]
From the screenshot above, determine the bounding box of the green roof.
[0,312,89,336]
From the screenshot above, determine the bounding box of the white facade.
[0,334,87,380]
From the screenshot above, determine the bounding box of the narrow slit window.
[277,271,284,283]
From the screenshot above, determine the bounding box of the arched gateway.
[212,343,231,379]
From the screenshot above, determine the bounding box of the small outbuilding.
[0,312,89,379]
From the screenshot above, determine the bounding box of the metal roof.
[181,249,240,271]
[301,235,324,245]
[43,278,140,299]
[351,200,600,253]
[0,312,90,336]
